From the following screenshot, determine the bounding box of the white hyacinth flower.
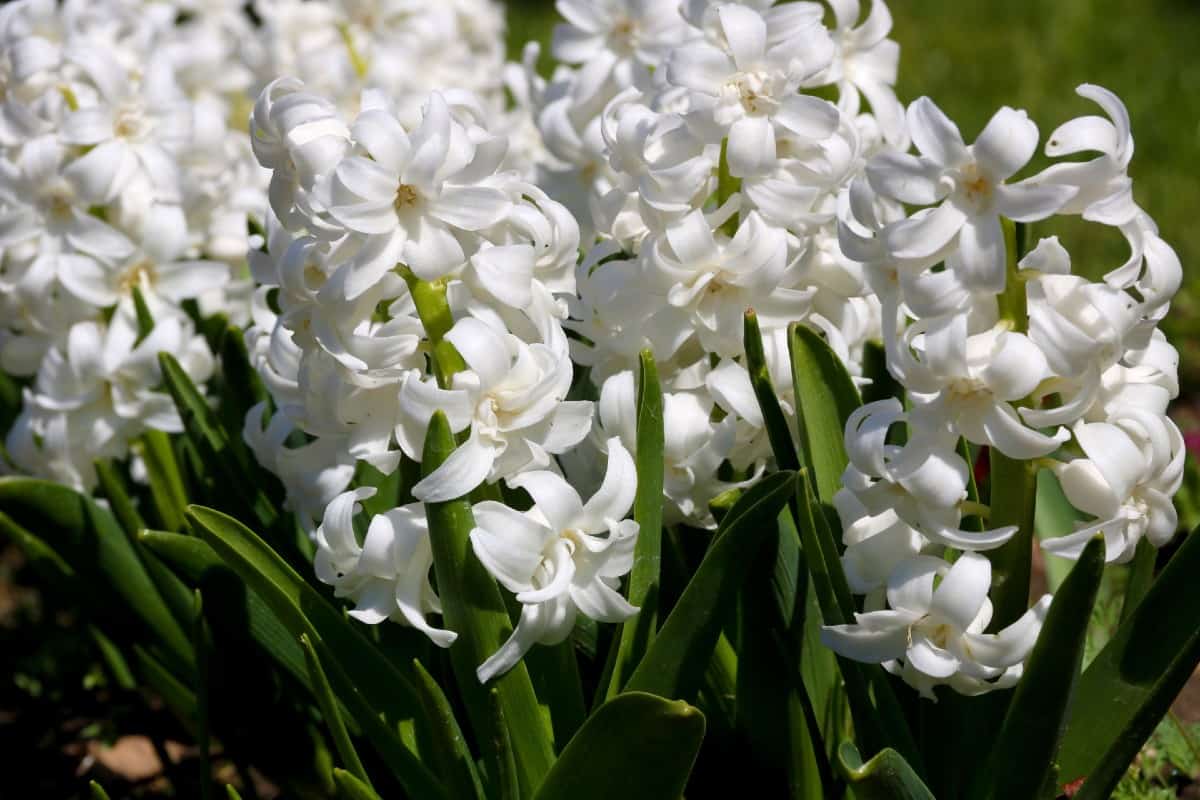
[867,97,1077,291]
[822,553,1051,700]
[471,438,639,683]
[315,488,457,647]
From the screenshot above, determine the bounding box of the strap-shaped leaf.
[788,322,861,503]
[183,506,445,799]
[420,410,555,794]
[489,687,521,800]
[410,659,486,800]
[0,510,75,585]
[735,509,831,799]
[604,349,665,699]
[159,353,278,530]
[624,471,796,700]
[532,692,705,800]
[837,742,935,800]
[138,430,189,531]
[193,590,214,800]
[1058,527,1200,796]
[333,768,384,800]
[94,459,148,537]
[986,451,1038,630]
[139,529,310,689]
[0,477,194,676]
[90,781,113,800]
[971,536,1105,800]
[793,470,922,772]
[301,633,371,788]
[216,322,268,441]
[745,311,800,471]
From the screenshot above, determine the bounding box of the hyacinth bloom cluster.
[0,0,522,491]
[0,0,1187,707]
[821,87,1183,697]
[245,72,645,679]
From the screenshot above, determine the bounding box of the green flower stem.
[987,217,1038,629]
[400,267,467,389]
[716,139,741,238]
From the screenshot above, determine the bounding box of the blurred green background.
[504,0,1200,395]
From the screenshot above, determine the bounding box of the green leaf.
[90,781,114,800]
[792,471,921,772]
[532,692,705,800]
[301,633,371,788]
[159,353,278,530]
[183,506,446,799]
[1058,527,1200,797]
[132,284,156,344]
[89,626,136,691]
[489,688,521,800]
[0,477,194,676]
[410,659,486,800]
[735,509,830,799]
[419,410,555,794]
[134,644,198,737]
[0,510,75,585]
[137,429,190,532]
[837,742,935,800]
[986,451,1038,630]
[972,536,1105,800]
[787,322,861,503]
[216,322,268,438]
[333,768,384,800]
[139,529,309,689]
[605,349,665,699]
[624,471,796,701]
[94,459,147,536]
[745,311,800,471]
[1121,538,1156,624]
[193,591,214,800]
[224,786,244,800]
[1034,468,1083,592]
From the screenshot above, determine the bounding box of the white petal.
[994,181,1077,223]
[908,96,967,166]
[953,215,1005,293]
[907,637,960,678]
[775,94,840,141]
[156,261,230,302]
[431,186,511,231]
[515,540,576,604]
[726,115,776,178]
[884,202,965,260]
[820,611,911,662]
[404,218,465,280]
[476,604,546,684]
[470,503,548,592]
[866,151,945,205]
[972,107,1037,181]
[445,316,511,389]
[579,438,637,533]
[411,430,494,502]
[470,244,534,308]
[718,5,767,70]
[929,552,990,630]
[352,109,411,174]
[507,470,584,533]
[570,580,638,623]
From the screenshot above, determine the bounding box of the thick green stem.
[716,139,741,238]
[997,218,1027,332]
[400,267,466,388]
[986,217,1039,629]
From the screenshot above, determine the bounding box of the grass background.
[504,0,1200,392]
